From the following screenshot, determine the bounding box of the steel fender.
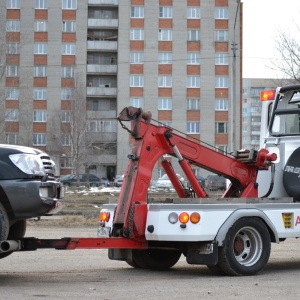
[215,209,279,246]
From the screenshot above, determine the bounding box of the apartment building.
[0,0,242,181]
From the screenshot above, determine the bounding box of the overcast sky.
[242,0,300,79]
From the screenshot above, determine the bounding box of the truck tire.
[217,217,271,276]
[0,220,26,259]
[129,249,181,270]
[0,203,9,241]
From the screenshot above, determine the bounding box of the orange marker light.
[190,212,200,224]
[99,211,110,222]
[260,90,276,101]
[179,212,189,224]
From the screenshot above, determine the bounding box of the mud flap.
[186,242,218,265]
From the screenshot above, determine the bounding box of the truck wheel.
[130,249,181,270]
[0,203,9,241]
[218,217,271,276]
[0,220,26,259]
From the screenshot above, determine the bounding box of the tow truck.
[2,85,300,276]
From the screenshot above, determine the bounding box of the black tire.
[206,264,226,276]
[129,249,181,270]
[0,220,26,259]
[0,203,9,241]
[218,217,271,276]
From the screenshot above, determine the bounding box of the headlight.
[9,154,46,176]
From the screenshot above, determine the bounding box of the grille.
[39,153,56,177]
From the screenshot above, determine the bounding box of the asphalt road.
[1,225,300,300]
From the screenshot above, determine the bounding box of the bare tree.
[272,27,300,83]
[61,74,88,186]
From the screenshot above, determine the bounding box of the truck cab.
[258,85,300,200]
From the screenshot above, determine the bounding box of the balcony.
[88,0,119,5]
[87,86,117,96]
[87,110,116,119]
[88,154,117,164]
[87,40,117,51]
[88,19,118,28]
[87,64,117,74]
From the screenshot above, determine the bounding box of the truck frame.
[3,85,300,276]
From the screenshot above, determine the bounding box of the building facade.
[0,0,242,181]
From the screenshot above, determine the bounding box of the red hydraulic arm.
[112,107,277,239]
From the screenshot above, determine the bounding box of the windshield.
[269,90,300,136]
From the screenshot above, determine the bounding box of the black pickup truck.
[0,144,63,259]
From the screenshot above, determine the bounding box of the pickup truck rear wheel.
[0,220,26,259]
[130,249,181,270]
[218,217,271,276]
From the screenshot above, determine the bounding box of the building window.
[160,121,172,127]
[34,43,48,54]
[61,89,73,100]
[61,66,74,78]
[215,53,229,65]
[130,97,144,108]
[158,29,172,41]
[216,145,228,154]
[215,30,229,42]
[188,30,200,41]
[34,88,47,100]
[215,122,228,134]
[35,0,48,9]
[33,133,46,146]
[33,110,47,122]
[131,6,144,18]
[130,29,144,40]
[158,76,172,88]
[187,76,200,88]
[187,122,200,134]
[62,0,77,9]
[6,65,19,77]
[130,75,144,87]
[6,88,19,100]
[62,43,75,55]
[215,98,228,111]
[215,76,228,88]
[61,110,71,122]
[187,98,200,110]
[5,109,19,121]
[34,66,47,77]
[6,20,20,32]
[6,0,20,9]
[215,7,228,19]
[6,133,18,145]
[187,7,200,19]
[34,21,48,32]
[187,52,200,65]
[62,21,76,32]
[158,98,172,110]
[242,126,248,133]
[130,52,144,64]
[61,134,71,146]
[87,120,117,133]
[159,6,172,18]
[7,42,20,54]
[60,157,72,168]
[158,52,172,64]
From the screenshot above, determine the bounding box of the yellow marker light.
[190,212,200,224]
[179,212,189,224]
[260,89,276,101]
[99,211,110,222]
